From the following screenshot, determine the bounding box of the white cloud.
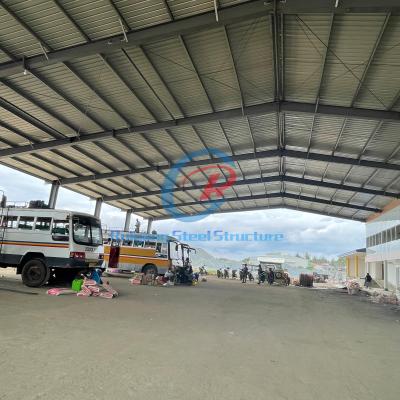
[154,208,365,260]
[0,165,137,228]
[0,165,365,260]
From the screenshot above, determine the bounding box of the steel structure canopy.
[1,0,400,221]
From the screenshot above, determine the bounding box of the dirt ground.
[1,272,399,400]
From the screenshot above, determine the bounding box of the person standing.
[267,268,275,285]
[364,272,372,289]
[242,264,248,283]
[257,264,265,284]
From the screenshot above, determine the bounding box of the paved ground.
[1,273,399,400]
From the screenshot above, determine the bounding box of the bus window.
[134,240,144,247]
[2,216,18,228]
[35,217,52,231]
[72,216,102,246]
[146,241,156,249]
[52,220,70,241]
[156,243,162,253]
[19,216,34,230]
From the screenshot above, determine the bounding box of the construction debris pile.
[370,291,399,305]
[346,280,360,295]
[129,273,159,286]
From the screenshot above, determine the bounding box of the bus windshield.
[72,216,102,246]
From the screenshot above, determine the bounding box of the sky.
[0,165,365,260]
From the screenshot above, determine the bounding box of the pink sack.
[77,291,90,297]
[102,283,118,296]
[81,285,91,293]
[88,285,100,293]
[47,288,75,296]
[99,291,114,299]
[83,279,97,286]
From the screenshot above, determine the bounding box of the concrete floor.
[1,274,399,400]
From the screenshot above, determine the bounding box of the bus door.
[109,240,120,268]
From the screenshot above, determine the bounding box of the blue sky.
[0,165,365,260]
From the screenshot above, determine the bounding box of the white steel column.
[124,210,132,231]
[94,198,102,218]
[146,217,154,234]
[48,181,60,209]
[384,260,388,290]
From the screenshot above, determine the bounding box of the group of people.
[216,264,290,285]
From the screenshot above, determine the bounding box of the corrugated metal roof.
[0,3,399,222]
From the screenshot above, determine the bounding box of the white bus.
[0,207,103,287]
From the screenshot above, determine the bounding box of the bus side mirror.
[175,244,178,251]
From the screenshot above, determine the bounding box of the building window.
[396,225,400,240]
[18,216,34,230]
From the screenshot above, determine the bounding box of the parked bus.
[0,206,103,287]
[103,230,193,276]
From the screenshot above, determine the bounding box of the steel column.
[48,181,60,209]
[94,198,103,218]
[384,260,389,291]
[124,209,132,231]
[146,217,154,234]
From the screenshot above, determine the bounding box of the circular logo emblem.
[161,148,237,222]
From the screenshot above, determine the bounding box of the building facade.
[366,200,400,291]
[340,249,366,280]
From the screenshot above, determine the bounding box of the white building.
[366,201,400,292]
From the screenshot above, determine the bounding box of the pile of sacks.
[129,272,156,285]
[77,278,118,298]
[346,279,360,295]
[371,291,399,305]
[47,278,118,299]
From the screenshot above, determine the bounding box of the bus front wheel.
[143,264,158,276]
[21,259,50,287]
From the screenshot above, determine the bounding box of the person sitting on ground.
[364,272,372,289]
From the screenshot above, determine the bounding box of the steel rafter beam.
[2,100,400,158]
[279,0,400,14]
[2,0,400,78]
[101,174,399,202]
[123,191,381,214]
[0,0,268,78]
[0,96,66,140]
[52,147,400,186]
[150,203,366,222]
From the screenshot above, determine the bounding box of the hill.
[191,248,242,270]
